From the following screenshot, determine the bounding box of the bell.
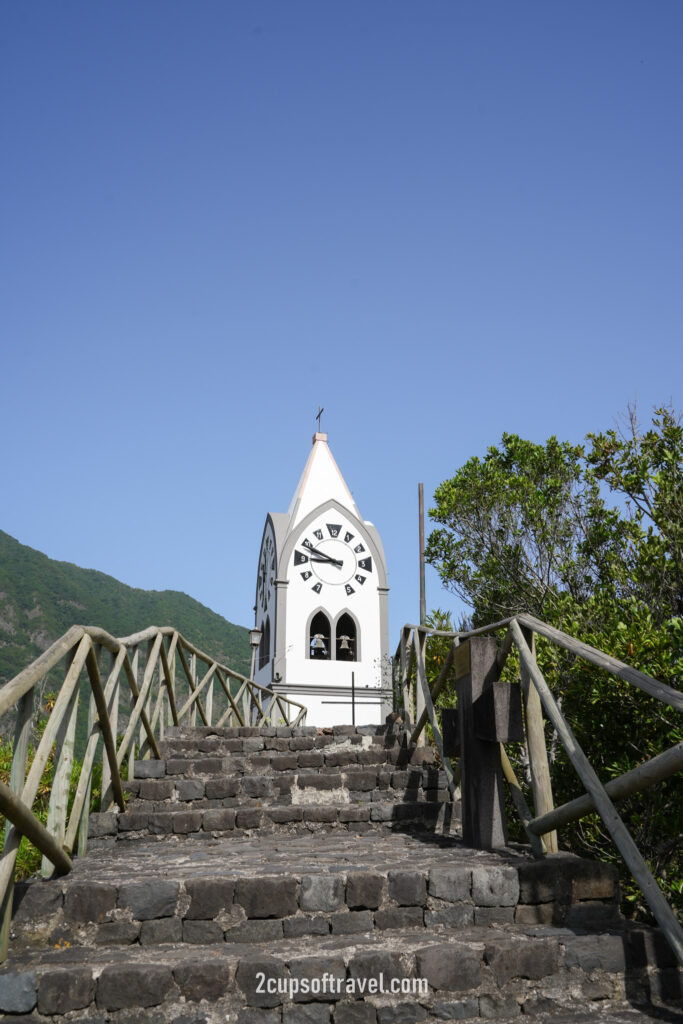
[338,635,352,651]
[312,634,326,650]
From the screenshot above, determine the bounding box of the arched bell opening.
[308,610,331,660]
[335,611,358,662]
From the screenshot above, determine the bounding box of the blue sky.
[2,1,682,643]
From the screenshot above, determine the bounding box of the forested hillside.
[0,530,251,684]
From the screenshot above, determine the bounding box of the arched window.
[309,611,331,660]
[336,612,358,662]
[259,617,271,669]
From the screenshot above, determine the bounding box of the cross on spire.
[315,405,324,432]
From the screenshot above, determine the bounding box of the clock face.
[257,534,276,611]
[293,521,373,597]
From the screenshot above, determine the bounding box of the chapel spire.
[287,431,361,530]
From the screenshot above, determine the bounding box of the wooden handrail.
[511,619,683,966]
[396,613,683,966]
[527,741,683,836]
[517,613,683,710]
[0,622,307,959]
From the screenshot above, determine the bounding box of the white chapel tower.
[253,432,391,726]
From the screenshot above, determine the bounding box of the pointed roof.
[287,432,361,530]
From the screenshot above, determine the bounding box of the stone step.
[1,923,679,1020]
[88,798,458,842]
[160,722,402,748]
[156,727,405,759]
[123,765,450,810]
[10,835,621,954]
[3,726,680,1024]
[136,743,434,779]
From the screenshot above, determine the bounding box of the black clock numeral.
[344,531,354,543]
[327,523,341,537]
[301,571,312,581]
[294,551,309,565]
[302,538,314,550]
[354,543,366,554]
[354,574,367,585]
[345,584,355,596]
[358,557,373,573]
[313,528,323,540]
[312,582,323,594]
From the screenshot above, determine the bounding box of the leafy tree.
[426,433,633,626]
[587,404,683,620]
[425,406,683,920]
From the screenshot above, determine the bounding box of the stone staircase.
[0,722,680,1023]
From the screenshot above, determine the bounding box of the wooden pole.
[414,629,427,747]
[65,690,97,856]
[0,780,72,876]
[528,741,683,836]
[85,647,126,812]
[499,746,546,858]
[511,619,683,966]
[127,646,139,779]
[76,693,95,857]
[413,633,456,797]
[41,677,79,876]
[410,639,458,744]
[0,689,33,960]
[519,625,558,853]
[457,637,507,848]
[419,483,426,626]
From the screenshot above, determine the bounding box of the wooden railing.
[395,613,683,965]
[0,624,306,958]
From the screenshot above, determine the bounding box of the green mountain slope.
[0,530,251,685]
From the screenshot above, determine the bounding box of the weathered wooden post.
[414,629,427,747]
[0,688,34,959]
[519,625,558,852]
[457,637,511,848]
[128,646,139,780]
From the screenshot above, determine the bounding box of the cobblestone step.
[156,724,411,760]
[10,834,621,954]
[138,744,434,778]
[3,726,680,1024]
[1,923,679,1021]
[122,765,450,810]
[88,798,458,841]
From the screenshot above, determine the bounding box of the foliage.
[587,404,683,620]
[424,405,683,921]
[423,609,459,714]
[426,433,633,626]
[0,701,103,880]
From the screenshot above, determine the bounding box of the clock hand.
[296,547,344,567]
[310,549,344,566]
[311,557,343,569]
[311,549,342,564]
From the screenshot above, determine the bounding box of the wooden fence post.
[189,654,197,726]
[42,677,79,876]
[414,629,426,747]
[520,626,558,853]
[0,689,34,959]
[77,692,96,856]
[457,637,507,848]
[100,648,118,811]
[127,647,139,780]
[167,639,176,727]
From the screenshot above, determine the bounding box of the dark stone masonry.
[0,722,680,1022]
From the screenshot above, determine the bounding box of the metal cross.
[316,405,324,431]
